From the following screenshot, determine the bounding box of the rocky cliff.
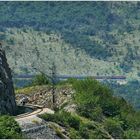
[0,43,17,115]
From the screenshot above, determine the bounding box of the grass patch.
[0,115,22,139]
[15,85,51,94]
[40,111,80,130]
[48,123,67,139]
[39,111,111,139]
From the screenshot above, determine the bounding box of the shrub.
[31,73,50,86]
[124,130,140,139]
[100,96,121,117]
[40,111,80,130]
[89,106,103,122]
[79,124,89,138]
[68,128,81,139]
[0,115,22,139]
[77,105,103,122]
[66,114,80,130]
[88,129,104,139]
[120,111,140,130]
[73,78,121,119]
[103,117,124,138]
[79,123,106,139]
[72,78,133,119]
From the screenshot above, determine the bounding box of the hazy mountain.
[0,1,140,80]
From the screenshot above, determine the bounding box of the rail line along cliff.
[0,43,17,115]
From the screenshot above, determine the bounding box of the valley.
[0,2,140,81]
[0,1,140,139]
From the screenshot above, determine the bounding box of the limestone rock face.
[0,46,17,115]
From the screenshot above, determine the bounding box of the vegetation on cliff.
[39,78,140,139]
[0,1,140,139]
[0,115,22,139]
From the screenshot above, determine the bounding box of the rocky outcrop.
[0,44,17,115]
[16,85,74,109]
[22,123,60,139]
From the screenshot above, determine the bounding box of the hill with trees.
[0,2,140,138]
[16,77,140,139]
[0,1,140,81]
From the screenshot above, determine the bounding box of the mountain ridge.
[0,2,140,81]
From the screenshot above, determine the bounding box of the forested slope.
[0,2,140,80]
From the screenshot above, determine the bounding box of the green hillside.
[0,1,140,80]
[17,78,140,139]
[2,28,122,76]
[0,2,140,138]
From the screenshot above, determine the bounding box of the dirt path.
[15,107,54,127]
[15,107,61,139]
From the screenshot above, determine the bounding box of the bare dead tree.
[21,44,58,108]
[50,62,57,106]
[32,61,58,108]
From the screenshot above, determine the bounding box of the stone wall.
[0,44,17,115]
